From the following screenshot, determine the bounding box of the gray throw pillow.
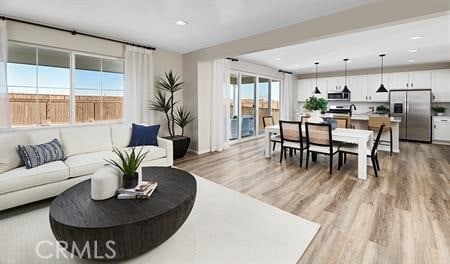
[18,139,65,169]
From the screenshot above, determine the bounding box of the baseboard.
[188,148,210,155]
[432,140,450,146]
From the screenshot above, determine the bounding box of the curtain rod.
[226,57,239,62]
[0,15,156,51]
[278,69,292,74]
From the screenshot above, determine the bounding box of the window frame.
[6,41,125,128]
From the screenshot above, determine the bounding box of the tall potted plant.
[150,71,194,159]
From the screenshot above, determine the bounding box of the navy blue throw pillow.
[128,123,160,147]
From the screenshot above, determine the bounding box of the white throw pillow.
[110,124,132,148]
[0,132,29,174]
[60,125,112,157]
[27,128,61,145]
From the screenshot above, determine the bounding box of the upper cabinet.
[348,75,367,102]
[431,69,450,102]
[389,71,431,89]
[409,71,432,88]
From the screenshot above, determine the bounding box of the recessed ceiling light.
[274,58,281,61]
[295,64,300,67]
[408,59,415,63]
[410,36,423,40]
[409,49,418,53]
[175,20,188,26]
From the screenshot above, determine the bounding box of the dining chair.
[368,116,392,156]
[262,116,281,151]
[279,120,306,167]
[333,115,350,128]
[305,122,341,175]
[338,125,384,177]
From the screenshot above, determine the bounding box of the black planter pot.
[123,173,139,189]
[164,136,191,160]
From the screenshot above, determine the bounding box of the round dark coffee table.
[49,167,197,261]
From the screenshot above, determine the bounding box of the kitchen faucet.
[350,104,356,116]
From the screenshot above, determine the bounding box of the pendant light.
[342,58,351,93]
[313,62,321,94]
[376,54,388,93]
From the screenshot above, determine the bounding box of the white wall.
[6,20,184,136]
[196,61,213,154]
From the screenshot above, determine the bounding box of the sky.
[7,63,124,96]
[232,82,280,101]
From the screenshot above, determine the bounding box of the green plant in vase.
[105,146,148,189]
[432,106,447,116]
[303,96,328,114]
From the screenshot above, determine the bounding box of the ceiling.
[0,0,373,54]
[239,14,450,74]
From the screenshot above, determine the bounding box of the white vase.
[307,110,323,123]
[437,113,444,116]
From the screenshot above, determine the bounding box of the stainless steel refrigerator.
[389,89,432,143]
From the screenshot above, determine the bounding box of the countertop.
[299,113,401,123]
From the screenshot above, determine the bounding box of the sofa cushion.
[60,125,112,157]
[0,161,69,194]
[128,123,160,147]
[27,128,61,145]
[122,145,166,162]
[0,132,29,174]
[64,151,116,178]
[111,124,131,148]
[18,139,65,169]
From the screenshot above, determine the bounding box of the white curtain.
[210,59,231,152]
[124,45,154,124]
[0,20,10,128]
[281,73,293,120]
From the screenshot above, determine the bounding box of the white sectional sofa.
[0,124,173,211]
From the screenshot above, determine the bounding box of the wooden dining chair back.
[305,122,332,146]
[334,116,350,128]
[368,116,393,156]
[263,116,281,151]
[305,122,340,174]
[279,121,305,167]
[262,116,275,127]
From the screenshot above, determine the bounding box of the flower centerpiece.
[105,147,148,189]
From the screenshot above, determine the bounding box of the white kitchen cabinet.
[389,70,431,89]
[326,76,345,91]
[367,74,389,102]
[409,71,432,88]
[431,69,450,102]
[389,72,410,89]
[349,75,368,102]
[433,116,450,142]
[297,79,313,102]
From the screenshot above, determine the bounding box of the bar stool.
[368,116,393,156]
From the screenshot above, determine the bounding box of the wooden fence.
[8,93,123,126]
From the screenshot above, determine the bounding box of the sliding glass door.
[228,71,281,142]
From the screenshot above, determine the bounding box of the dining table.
[264,125,373,180]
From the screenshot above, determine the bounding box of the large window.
[6,42,124,127]
[75,55,124,123]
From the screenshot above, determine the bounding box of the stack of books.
[117,181,158,200]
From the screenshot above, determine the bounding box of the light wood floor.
[176,139,450,264]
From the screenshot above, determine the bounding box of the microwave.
[327,90,350,101]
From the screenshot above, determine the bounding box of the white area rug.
[0,175,320,264]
